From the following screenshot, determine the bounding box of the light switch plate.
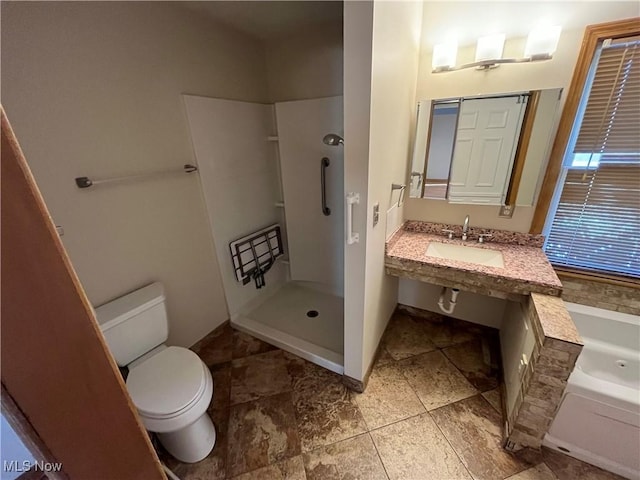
[373,203,379,227]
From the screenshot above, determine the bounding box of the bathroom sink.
[426,242,504,268]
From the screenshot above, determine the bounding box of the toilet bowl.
[127,346,216,463]
[95,283,215,463]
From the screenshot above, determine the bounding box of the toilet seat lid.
[127,346,207,418]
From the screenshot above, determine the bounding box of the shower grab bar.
[346,192,360,245]
[321,157,331,216]
[74,164,198,189]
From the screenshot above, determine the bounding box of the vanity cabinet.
[385,222,582,451]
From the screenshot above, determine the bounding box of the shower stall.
[183,95,345,373]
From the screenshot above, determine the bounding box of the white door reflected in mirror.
[409,88,563,207]
[448,95,526,205]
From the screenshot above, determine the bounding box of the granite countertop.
[385,222,563,298]
[531,293,582,345]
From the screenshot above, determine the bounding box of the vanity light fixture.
[432,40,458,72]
[475,33,506,65]
[432,26,561,73]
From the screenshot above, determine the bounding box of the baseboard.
[342,352,375,393]
[342,375,365,393]
[342,309,394,393]
[189,319,230,352]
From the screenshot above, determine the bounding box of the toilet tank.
[95,282,169,367]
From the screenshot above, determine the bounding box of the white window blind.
[545,37,640,278]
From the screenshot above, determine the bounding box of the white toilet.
[95,282,216,463]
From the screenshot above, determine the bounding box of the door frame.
[1,108,165,479]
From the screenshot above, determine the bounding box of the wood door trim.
[505,90,539,206]
[1,385,67,480]
[1,108,165,479]
[530,17,640,233]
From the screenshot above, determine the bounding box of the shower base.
[232,281,344,374]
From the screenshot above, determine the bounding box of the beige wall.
[343,1,374,381]
[359,0,424,380]
[407,2,640,232]
[343,0,424,381]
[265,20,343,102]
[1,2,270,347]
[398,280,506,329]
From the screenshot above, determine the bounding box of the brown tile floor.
[159,313,623,480]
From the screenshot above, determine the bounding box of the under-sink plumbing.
[438,286,460,314]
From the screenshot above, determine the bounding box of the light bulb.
[475,33,505,62]
[432,41,458,71]
[525,26,562,59]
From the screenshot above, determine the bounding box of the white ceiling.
[178,1,343,41]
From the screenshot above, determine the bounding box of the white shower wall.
[275,96,345,296]
[183,95,287,317]
[184,94,346,371]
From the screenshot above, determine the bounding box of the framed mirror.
[409,88,563,206]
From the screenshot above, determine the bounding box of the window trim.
[531,18,640,284]
[530,17,640,234]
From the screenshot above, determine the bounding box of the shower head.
[323,133,344,146]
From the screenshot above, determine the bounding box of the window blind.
[545,37,640,278]
[574,38,640,156]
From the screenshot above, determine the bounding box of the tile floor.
[160,311,623,480]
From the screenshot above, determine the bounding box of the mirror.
[409,88,563,206]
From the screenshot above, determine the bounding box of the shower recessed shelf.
[275,202,285,208]
[267,136,279,142]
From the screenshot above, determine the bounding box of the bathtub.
[543,302,640,480]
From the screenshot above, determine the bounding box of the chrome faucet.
[462,215,470,241]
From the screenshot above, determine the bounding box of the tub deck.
[545,302,640,480]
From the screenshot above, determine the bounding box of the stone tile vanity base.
[559,273,640,316]
[505,294,583,451]
[385,221,583,453]
[397,295,583,452]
